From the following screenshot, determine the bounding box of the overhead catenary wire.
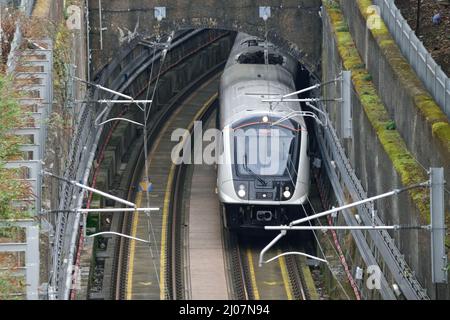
[139,33,163,291]
[281,162,354,299]
[138,30,175,295]
[305,197,361,300]
[300,199,355,300]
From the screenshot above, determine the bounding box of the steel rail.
[52,29,227,299]
[111,37,232,299]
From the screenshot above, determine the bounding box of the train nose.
[256,210,272,222]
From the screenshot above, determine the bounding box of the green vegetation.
[0,272,25,299]
[385,120,396,130]
[53,23,71,103]
[0,75,30,220]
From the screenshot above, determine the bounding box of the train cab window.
[233,117,300,177]
[240,39,274,48]
[237,51,284,65]
[242,39,258,47]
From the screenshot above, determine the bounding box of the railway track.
[165,103,316,301]
[233,236,312,300]
[122,73,222,300]
[105,32,318,301]
[117,80,318,300]
[98,29,235,300]
[165,112,317,301]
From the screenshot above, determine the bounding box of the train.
[217,33,310,230]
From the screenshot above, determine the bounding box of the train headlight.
[262,115,269,123]
[283,187,291,199]
[238,184,246,198]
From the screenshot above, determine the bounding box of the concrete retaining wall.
[322,3,449,299]
[339,0,450,200]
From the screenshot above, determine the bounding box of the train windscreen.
[233,120,300,177]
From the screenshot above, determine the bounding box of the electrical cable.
[282,158,354,299]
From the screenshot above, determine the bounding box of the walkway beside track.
[126,76,221,300]
[187,113,229,300]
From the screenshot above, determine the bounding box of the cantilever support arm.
[281,77,342,99]
[258,231,286,267]
[43,171,136,208]
[73,76,133,100]
[288,182,428,227]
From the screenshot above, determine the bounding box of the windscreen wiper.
[244,154,267,186]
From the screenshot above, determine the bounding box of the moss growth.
[354,0,450,160]
[432,122,450,151]
[324,1,431,222]
[385,120,396,130]
[336,25,349,32]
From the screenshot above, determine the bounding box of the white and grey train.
[217,33,310,230]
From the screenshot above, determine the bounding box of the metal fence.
[5,0,35,73]
[373,0,450,118]
[1,0,43,300]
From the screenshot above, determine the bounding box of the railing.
[6,0,35,73]
[1,0,44,300]
[315,108,429,299]
[19,0,34,15]
[373,0,450,118]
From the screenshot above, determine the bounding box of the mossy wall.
[322,0,449,299]
[339,0,450,216]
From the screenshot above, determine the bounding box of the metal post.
[25,224,40,300]
[289,188,402,226]
[444,78,450,117]
[341,70,352,138]
[259,231,286,266]
[86,0,91,82]
[430,167,447,283]
[98,0,103,50]
[415,0,422,35]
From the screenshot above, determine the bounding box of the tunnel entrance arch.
[87,0,323,78]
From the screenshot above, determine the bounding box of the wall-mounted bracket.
[341,70,352,139]
[259,6,271,21]
[155,7,166,21]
